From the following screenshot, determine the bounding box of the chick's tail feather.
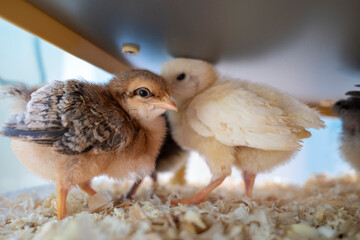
[1,85,37,101]
[0,126,64,144]
[0,85,40,113]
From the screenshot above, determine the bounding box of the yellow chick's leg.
[170,164,187,185]
[78,181,97,196]
[56,179,70,220]
[242,171,256,198]
[171,176,226,205]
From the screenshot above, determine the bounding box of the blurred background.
[0,18,352,193]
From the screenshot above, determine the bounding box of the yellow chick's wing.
[187,79,312,151]
[237,81,325,130]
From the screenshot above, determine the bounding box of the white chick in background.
[161,58,325,205]
[333,85,360,173]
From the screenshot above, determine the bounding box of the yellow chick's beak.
[153,96,178,112]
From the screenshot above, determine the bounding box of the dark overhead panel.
[28,0,360,103]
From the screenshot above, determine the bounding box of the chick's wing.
[2,80,135,155]
[237,81,325,130]
[187,80,303,151]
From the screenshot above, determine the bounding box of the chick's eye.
[177,73,186,81]
[136,88,150,98]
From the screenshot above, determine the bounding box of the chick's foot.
[171,176,226,205]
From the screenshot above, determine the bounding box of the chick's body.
[333,87,360,173]
[161,58,325,204]
[1,70,177,219]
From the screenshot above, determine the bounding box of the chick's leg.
[171,176,226,205]
[150,171,158,183]
[78,181,97,196]
[151,171,161,190]
[242,171,256,198]
[56,180,69,220]
[171,141,232,205]
[170,164,187,185]
[126,172,158,199]
[125,179,143,199]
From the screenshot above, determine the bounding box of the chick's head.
[161,58,218,102]
[109,70,177,120]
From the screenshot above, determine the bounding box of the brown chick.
[0,70,177,220]
[4,85,189,199]
[125,114,189,199]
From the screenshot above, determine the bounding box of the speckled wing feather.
[1,80,135,155]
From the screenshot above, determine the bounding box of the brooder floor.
[0,175,359,240]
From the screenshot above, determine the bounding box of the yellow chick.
[1,70,177,220]
[161,58,325,205]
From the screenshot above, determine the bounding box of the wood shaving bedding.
[0,174,359,240]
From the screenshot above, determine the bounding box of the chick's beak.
[153,95,178,111]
